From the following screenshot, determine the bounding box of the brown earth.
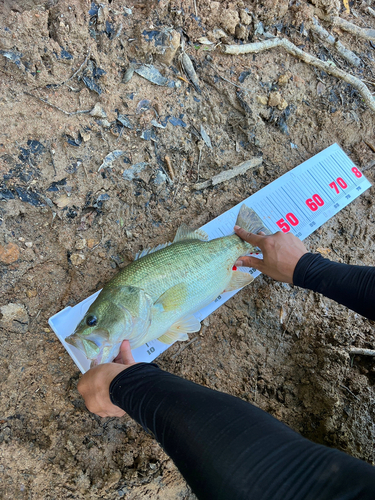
[0,0,375,498]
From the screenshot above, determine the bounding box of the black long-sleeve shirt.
[109,254,375,500]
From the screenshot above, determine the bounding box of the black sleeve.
[110,363,375,500]
[293,253,375,320]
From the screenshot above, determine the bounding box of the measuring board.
[49,143,371,373]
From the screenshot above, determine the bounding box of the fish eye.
[86,315,98,326]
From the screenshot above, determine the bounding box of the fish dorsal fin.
[154,283,188,312]
[236,204,272,236]
[173,224,209,243]
[135,241,172,260]
[224,270,254,292]
[158,314,201,344]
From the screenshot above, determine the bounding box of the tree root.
[311,18,361,67]
[315,10,375,42]
[222,38,375,113]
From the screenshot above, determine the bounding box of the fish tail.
[236,204,272,250]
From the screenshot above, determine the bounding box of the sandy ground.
[0,0,375,498]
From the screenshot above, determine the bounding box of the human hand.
[234,226,308,283]
[77,340,137,418]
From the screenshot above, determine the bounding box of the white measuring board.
[49,143,371,373]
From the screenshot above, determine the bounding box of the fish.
[65,204,271,366]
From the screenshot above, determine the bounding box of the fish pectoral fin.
[173,224,209,242]
[158,314,201,344]
[224,271,254,292]
[236,204,272,244]
[154,283,188,312]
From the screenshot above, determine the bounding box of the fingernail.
[234,225,240,230]
[235,260,243,267]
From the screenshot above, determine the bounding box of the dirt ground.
[0,0,375,498]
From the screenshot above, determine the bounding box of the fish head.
[65,297,134,365]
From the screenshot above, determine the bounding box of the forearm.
[110,363,375,500]
[293,253,375,320]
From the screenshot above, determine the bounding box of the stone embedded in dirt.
[257,95,268,106]
[0,303,29,334]
[90,103,107,118]
[70,253,85,266]
[278,74,290,86]
[75,239,86,250]
[26,290,37,298]
[87,239,99,249]
[278,99,289,111]
[268,92,282,107]
[0,242,20,264]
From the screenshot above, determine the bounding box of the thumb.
[114,340,136,365]
[235,256,264,271]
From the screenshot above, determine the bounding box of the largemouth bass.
[65,204,270,366]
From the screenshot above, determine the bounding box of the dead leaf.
[343,0,350,14]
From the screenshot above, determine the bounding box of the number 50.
[276,213,299,233]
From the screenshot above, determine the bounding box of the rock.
[25,242,33,248]
[0,303,29,334]
[268,91,282,107]
[75,239,86,250]
[81,131,91,142]
[70,253,85,266]
[277,98,288,111]
[89,103,107,118]
[0,242,20,264]
[278,74,289,85]
[256,95,268,106]
[87,239,99,249]
[26,290,37,298]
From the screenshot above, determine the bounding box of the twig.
[164,155,175,180]
[366,7,375,19]
[194,157,262,190]
[171,336,198,359]
[340,384,360,402]
[193,0,197,17]
[350,348,375,357]
[222,38,375,112]
[65,48,91,84]
[208,62,253,92]
[315,10,375,41]
[25,92,92,116]
[311,18,361,67]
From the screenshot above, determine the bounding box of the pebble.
[256,95,268,106]
[89,103,107,118]
[87,239,99,249]
[25,242,33,248]
[26,290,37,298]
[278,74,289,86]
[0,303,29,334]
[75,239,86,250]
[0,242,20,264]
[268,91,282,107]
[70,253,85,266]
[277,98,288,111]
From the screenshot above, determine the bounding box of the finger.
[234,226,265,248]
[235,256,264,270]
[117,340,136,365]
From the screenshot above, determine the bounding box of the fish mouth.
[65,328,111,362]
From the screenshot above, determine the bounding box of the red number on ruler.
[329,177,347,193]
[276,213,299,233]
[276,219,290,233]
[329,181,339,194]
[351,167,362,178]
[306,194,324,211]
[337,177,347,189]
[286,212,299,226]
